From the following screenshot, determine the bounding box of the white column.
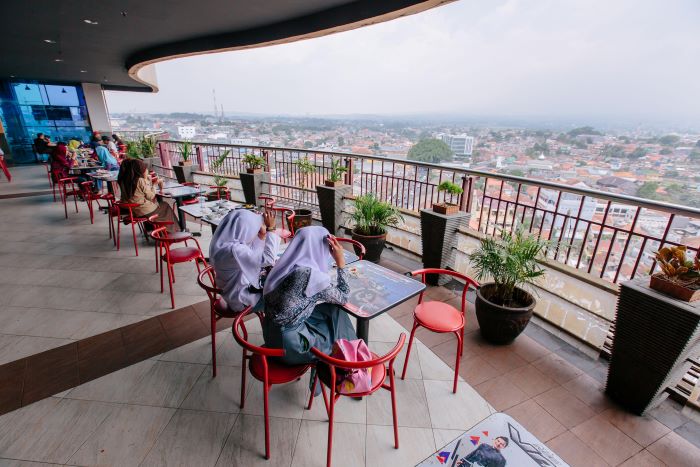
[81,83,112,134]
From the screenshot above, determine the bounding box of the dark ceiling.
[0,0,447,92]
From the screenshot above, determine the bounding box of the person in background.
[262,226,356,366]
[34,133,54,161]
[102,135,119,160]
[95,140,119,170]
[117,158,179,232]
[50,142,72,182]
[209,209,280,313]
[89,131,101,151]
[112,134,126,154]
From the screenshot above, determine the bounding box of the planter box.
[178,160,193,167]
[324,180,344,187]
[240,171,270,205]
[432,203,459,215]
[649,273,700,302]
[316,184,351,235]
[246,168,263,174]
[172,164,199,184]
[420,209,470,286]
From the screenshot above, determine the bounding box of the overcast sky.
[105,0,700,123]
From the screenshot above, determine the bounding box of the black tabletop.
[340,260,425,319]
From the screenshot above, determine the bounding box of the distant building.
[231,137,258,146]
[438,133,474,156]
[177,126,196,139]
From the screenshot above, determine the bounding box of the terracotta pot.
[649,274,700,302]
[475,283,536,344]
[292,209,313,231]
[432,203,459,215]
[351,229,386,263]
[324,180,344,187]
[246,167,263,174]
[179,159,192,167]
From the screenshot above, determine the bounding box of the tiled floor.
[1,165,700,466]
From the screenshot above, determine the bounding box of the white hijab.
[209,209,265,309]
[263,225,332,297]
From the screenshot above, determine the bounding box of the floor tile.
[365,425,436,467]
[477,344,529,372]
[67,404,175,467]
[140,409,235,467]
[0,359,26,414]
[602,407,670,447]
[423,379,491,430]
[215,414,299,466]
[291,420,366,467]
[618,449,666,467]
[649,399,688,430]
[431,428,465,450]
[366,378,431,428]
[417,341,460,382]
[180,364,246,414]
[159,334,216,365]
[509,334,551,362]
[475,374,529,411]
[456,354,501,386]
[371,340,421,380]
[304,386,367,425]
[0,335,74,366]
[571,414,642,465]
[505,399,567,442]
[127,361,205,408]
[242,377,309,420]
[22,342,79,404]
[506,364,558,397]
[647,431,700,467]
[562,373,613,414]
[533,353,584,384]
[66,359,157,403]
[535,386,596,429]
[675,419,700,450]
[545,431,610,467]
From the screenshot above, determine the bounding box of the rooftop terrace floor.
[0,165,699,466]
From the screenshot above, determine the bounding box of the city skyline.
[105,0,700,125]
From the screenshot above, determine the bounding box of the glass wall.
[0,80,92,164]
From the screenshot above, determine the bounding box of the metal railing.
[118,130,169,142]
[157,139,700,285]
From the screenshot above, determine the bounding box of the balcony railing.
[156,139,700,286]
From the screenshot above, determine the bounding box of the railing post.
[263,150,270,170]
[196,146,203,170]
[460,175,471,212]
[344,158,353,188]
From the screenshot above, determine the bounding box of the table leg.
[176,198,187,231]
[210,224,217,234]
[356,317,369,343]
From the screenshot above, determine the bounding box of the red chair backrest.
[258,195,275,208]
[232,308,285,358]
[335,238,366,260]
[311,333,406,370]
[265,206,295,235]
[410,269,480,314]
[196,262,223,306]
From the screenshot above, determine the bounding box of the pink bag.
[330,338,373,394]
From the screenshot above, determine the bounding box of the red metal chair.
[79,181,107,224]
[258,195,275,208]
[208,185,231,201]
[400,269,480,393]
[114,202,150,256]
[43,163,55,200]
[264,205,295,242]
[148,214,190,273]
[233,308,312,460]
[195,261,264,377]
[57,177,80,219]
[307,334,406,467]
[335,237,366,260]
[150,227,206,308]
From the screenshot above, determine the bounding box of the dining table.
[87,169,119,195]
[158,185,213,231]
[178,199,243,233]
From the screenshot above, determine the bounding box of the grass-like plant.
[139,135,157,158]
[242,153,266,170]
[180,140,193,162]
[210,150,231,187]
[468,228,548,306]
[327,158,347,182]
[126,141,142,159]
[351,193,403,236]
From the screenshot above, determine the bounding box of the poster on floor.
[417,413,569,467]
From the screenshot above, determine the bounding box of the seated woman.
[95,141,119,170]
[117,158,179,231]
[262,226,356,366]
[209,209,280,313]
[49,142,71,182]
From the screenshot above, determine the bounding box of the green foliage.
[636,182,661,200]
[337,136,345,146]
[327,159,347,183]
[658,134,681,146]
[659,148,673,155]
[212,175,228,187]
[689,150,700,161]
[602,145,625,158]
[468,229,548,305]
[126,141,142,159]
[139,135,157,158]
[407,138,453,164]
[628,147,648,159]
[567,126,601,137]
[437,181,463,196]
[210,150,230,172]
[296,157,316,175]
[351,193,403,236]
[242,153,265,170]
[180,140,193,161]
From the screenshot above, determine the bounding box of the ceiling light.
[54,58,64,62]
[24,85,30,91]
[80,70,87,73]
[61,88,67,94]
[83,19,98,25]
[44,39,56,44]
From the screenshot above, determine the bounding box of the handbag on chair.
[330,338,372,394]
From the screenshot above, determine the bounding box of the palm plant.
[296,156,316,188]
[139,135,157,158]
[351,193,403,236]
[126,141,142,159]
[468,228,548,306]
[210,150,230,187]
[180,140,193,162]
[327,158,347,183]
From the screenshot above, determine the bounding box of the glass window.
[45,85,79,106]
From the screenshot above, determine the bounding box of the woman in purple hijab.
[209,209,280,312]
[262,226,357,365]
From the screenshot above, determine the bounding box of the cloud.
[106,0,700,122]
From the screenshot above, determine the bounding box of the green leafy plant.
[242,153,266,170]
[327,158,347,183]
[296,156,316,187]
[351,193,403,236]
[180,140,193,162]
[212,175,228,187]
[437,181,463,202]
[468,228,549,306]
[210,150,231,187]
[139,135,157,158]
[126,141,142,159]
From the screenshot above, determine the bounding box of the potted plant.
[350,193,403,262]
[139,135,157,158]
[324,159,347,187]
[209,150,230,200]
[126,141,142,159]
[650,246,700,302]
[296,156,316,188]
[433,181,463,215]
[242,153,266,173]
[468,229,548,344]
[179,140,193,166]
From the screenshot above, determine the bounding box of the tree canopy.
[567,126,601,137]
[658,134,681,146]
[407,138,453,163]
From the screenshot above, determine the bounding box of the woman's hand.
[328,236,346,269]
[263,211,276,231]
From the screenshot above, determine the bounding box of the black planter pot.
[475,283,536,344]
[351,230,386,263]
[292,209,313,232]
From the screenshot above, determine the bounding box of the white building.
[438,133,474,156]
[177,126,196,139]
[231,137,258,146]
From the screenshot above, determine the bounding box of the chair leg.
[240,352,248,409]
[400,320,419,380]
[389,363,399,449]
[263,381,271,460]
[211,311,217,378]
[307,373,318,410]
[453,331,463,394]
[73,192,79,213]
[131,222,139,256]
[159,256,164,293]
[154,241,159,273]
[327,385,335,467]
[116,218,121,250]
[166,262,175,308]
